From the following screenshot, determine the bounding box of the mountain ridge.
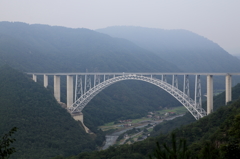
[0,21,183,145]
[97,26,240,72]
[0,22,180,73]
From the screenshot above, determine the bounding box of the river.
[101,114,184,150]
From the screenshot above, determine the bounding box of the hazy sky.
[0,0,239,55]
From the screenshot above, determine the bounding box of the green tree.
[149,133,191,159]
[197,141,220,159]
[220,114,240,159]
[0,127,17,159]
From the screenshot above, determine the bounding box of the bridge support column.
[207,75,213,115]
[54,75,61,102]
[44,74,48,88]
[32,74,37,82]
[195,75,202,108]
[225,75,232,105]
[183,75,190,97]
[67,75,73,108]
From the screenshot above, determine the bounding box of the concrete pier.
[44,74,48,88]
[207,75,213,114]
[32,74,37,82]
[72,112,90,133]
[67,75,73,107]
[27,72,240,120]
[225,75,232,105]
[54,75,61,102]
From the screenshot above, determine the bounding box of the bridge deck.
[27,72,240,76]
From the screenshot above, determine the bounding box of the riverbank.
[99,106,187,132]
[101,114,185,150]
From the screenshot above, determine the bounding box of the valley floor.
[100,106,187,149]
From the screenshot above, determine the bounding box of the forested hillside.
[58,83,240,159]
[0,22,182,130]
[97,26,240,72]
[1,22,240,159]
[0,66,96,159]
[151,82,240,137]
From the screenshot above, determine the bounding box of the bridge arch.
[69,74,207,120]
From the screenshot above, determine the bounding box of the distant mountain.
[234,55,240,60]
[0,22,180,72]
[0,66,96,158]
[97,26,240,72]
[0,22,182,136]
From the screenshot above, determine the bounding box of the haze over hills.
[97,26,240,72]
[1,22,239,128]
[0,22,180,72]
[0,21,183,129]
[1,22,240,158]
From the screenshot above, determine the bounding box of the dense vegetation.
[0,66,97,159]
[1,23,239,132]
[0,127,17,158]
[0,21,183,130]
[55,83,240,159]
[1,22,240,158]
[151,83,240,137]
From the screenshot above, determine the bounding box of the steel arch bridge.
[68,74,207,120]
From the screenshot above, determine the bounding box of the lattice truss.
[69,74,207,120]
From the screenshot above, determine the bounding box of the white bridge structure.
[29,72,235,120]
